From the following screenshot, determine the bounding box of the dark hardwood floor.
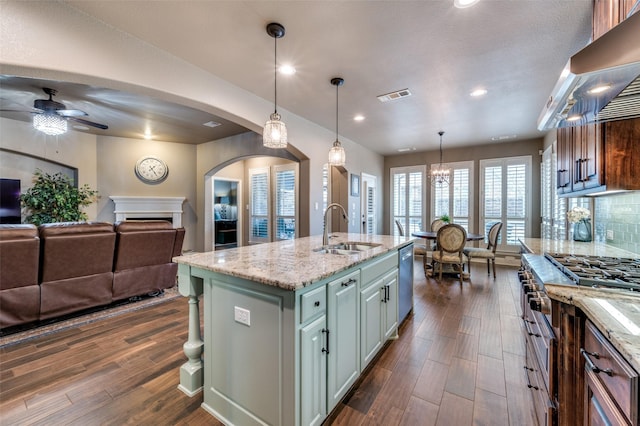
[0,260,536,425]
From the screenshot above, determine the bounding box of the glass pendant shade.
[328,139,346,167]
[263,23,287,149]
[263,112,288,148]
[33,114,67,136]
[429,131,450,187]
[328,77,346,166]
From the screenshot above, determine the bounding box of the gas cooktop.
[544,253,640,291]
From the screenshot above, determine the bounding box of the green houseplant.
[20,170,99,226]
[439,214,450,223]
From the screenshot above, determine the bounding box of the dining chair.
[463,221,503,278]
[395,220,429,273]
[431,223,467,282]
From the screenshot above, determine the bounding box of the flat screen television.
[0,178,21,224]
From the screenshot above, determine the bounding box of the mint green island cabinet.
[173,233,413,426]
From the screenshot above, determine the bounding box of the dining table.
[411,230,485,278]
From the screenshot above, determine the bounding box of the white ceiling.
[1,1,593,155]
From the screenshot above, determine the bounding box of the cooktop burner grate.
[544,253,640,291]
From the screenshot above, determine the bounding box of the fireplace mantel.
[110,196,185,228]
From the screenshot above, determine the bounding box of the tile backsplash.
[594,191,640,255]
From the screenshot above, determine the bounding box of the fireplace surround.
[110,196,185,228]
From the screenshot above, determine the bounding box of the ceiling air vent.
[203,120,221,128]
[377,89,412,103]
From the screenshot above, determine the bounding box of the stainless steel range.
[519,251,640,426]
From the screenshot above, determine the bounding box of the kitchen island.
[173,233,413,426]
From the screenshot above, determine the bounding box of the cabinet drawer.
[300,286,326,324]
[583,320,639,425]
[361,252,397,286]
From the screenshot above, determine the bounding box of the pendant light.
[328,77,346,167]
[263,22,288,149]
[429,131,450,187]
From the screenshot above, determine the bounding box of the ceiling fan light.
[328,140,346,167]
[33,114,67,135]
[263,112,288,148]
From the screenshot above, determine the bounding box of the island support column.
[177,263,204,396]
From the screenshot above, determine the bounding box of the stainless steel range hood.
[538,10,640,130]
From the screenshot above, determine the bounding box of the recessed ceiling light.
[279,64,296,75]
[354,115,365,121]
[397,147,416,152]
[454,0,481,8]
[203,120,221,128]
[470,88,487,97]
[588,84,611,94]
[144,131,153,140]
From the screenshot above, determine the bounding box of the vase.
[573,219,592,242]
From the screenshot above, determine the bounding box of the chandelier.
[328,77,346,167]
[33,113,67,136]
[429,131,450,187]
[263,22,288,149]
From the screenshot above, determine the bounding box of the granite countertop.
[546,284,640,372]
[519,237,639,258]
[174,233,414,291]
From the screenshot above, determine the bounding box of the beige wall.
[0,117,99,220]
[95,136,197,251]
[384,138,544,236]
[1,2,386,251]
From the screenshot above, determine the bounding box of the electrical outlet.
[606,230,614,240]
[234,306,250,326]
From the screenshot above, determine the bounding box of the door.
[326,271,360,410]
[360,280,383,369]
[382,270,398,340]
[361,173,377,234]
[300,315,327,426]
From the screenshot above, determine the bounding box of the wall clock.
[135,156,169,184]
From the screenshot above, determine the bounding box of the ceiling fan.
[1,87,108,135]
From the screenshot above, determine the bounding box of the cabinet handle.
[386,284,390,302]
[322,328,330,355]
[575,159,582,183]
[580,348,612,376]
[581,158,589,182]
[523,366,539,390]
[342,278,357,287]
[381,286,386,303]
[314,301,320,307]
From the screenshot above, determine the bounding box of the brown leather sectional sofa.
[0,220,184,329]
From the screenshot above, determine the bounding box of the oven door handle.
[580,348,613,376]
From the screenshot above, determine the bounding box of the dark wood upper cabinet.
[593,0,620,40]
[556,118,639,196]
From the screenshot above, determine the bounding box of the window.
[249,164,298,244]
[391,166,426,236]
[274,164,297,240]
[431,161,473,232]
[541,145,567,240]
[480,156,532,252]
[249,167,269,243]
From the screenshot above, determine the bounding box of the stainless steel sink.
[313,241,382,255]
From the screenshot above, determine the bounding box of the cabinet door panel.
[327,272,360,410]
[300,315,327,426]
[556,127,573,194]
[360,280,383,368]
[581,123,604,189]
[585,369,630,426]
[593,0,620,40]
[382,272,398,340]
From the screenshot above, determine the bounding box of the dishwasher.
[398,243,414,321]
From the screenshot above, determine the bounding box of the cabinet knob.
[314,301,320,307]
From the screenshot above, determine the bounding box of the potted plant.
[20,169,99,226]
[439,214,450,223]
